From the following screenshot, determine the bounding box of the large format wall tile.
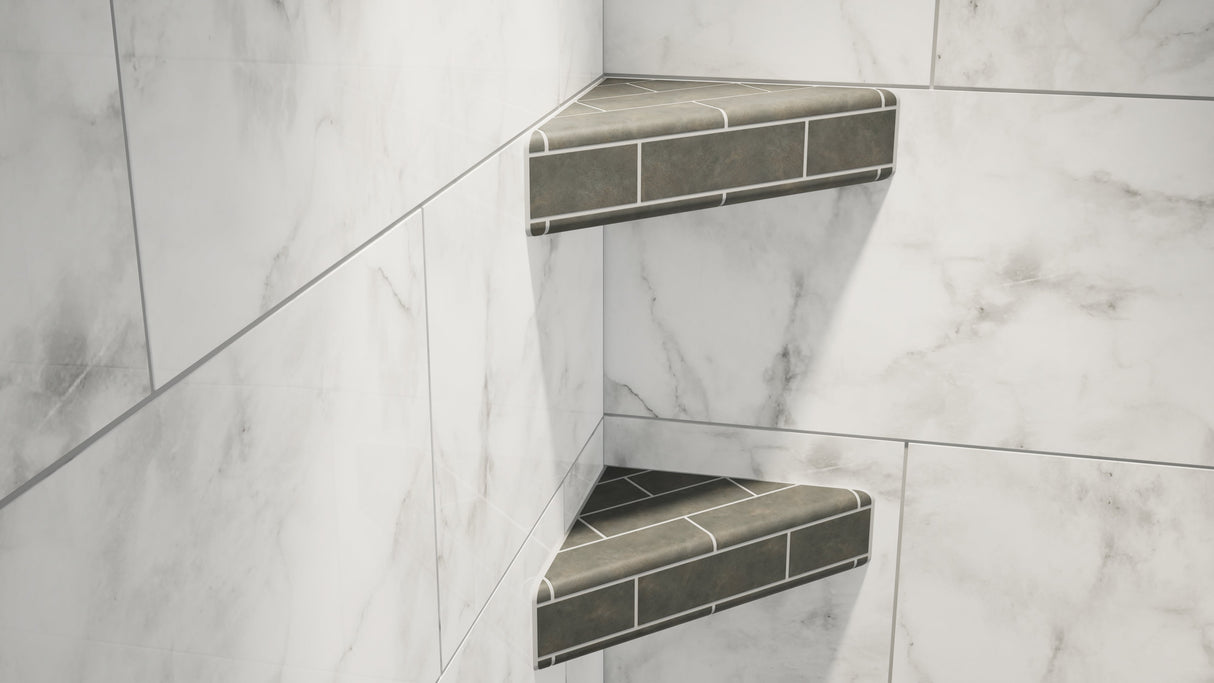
[604,0,936,85]
[439,424,602,683]
[0,217,439,681]
[892,445,1214,682]
[112,0,602,380]
[0,3,150,499]
[424,140,603,666]
[602,416,904,683]
[605,90,1214,466]
[935,0,1214,97]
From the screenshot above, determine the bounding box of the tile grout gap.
[929,0,941,88]
[887,442,910,682]
[106,0,156,391]
[419,208,446,671]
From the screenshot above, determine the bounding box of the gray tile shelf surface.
[534,466,872,668]
[527,77,898,236]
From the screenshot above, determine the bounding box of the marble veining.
[602,416,905,683]
[605,90,1214,466]
[0,11,151,499]
[893,445,1214,681]
[604,0,936,85]
[424,140,603,666]
[0,218,440,681]
[935,0,1214,97]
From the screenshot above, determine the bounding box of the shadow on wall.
[604,181,890,425]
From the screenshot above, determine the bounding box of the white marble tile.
[557,0,604,101]
[112,0,589,380]
[424,139,603,666]
[0,217,440,681]
[604,0,936,85]
[601,415,904,683]
[935,0,1214,97]
[0,21,150,497]
[893,445,1214,682]
[438,427,603,683]
[605,89,1214,466]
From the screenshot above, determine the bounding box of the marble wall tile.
[438,423,603,683]
[0,217,440,681]
[603,0,936,85]
[605,89,1214,466]
[0,6,150,499]
[601,415,904,683]
[424,140,603,666]
[935,0,1214,97]
[111,0,600,381]
[892,444,1214,682]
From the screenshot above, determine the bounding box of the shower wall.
[602,0,1214,680]
[0,0,604,682]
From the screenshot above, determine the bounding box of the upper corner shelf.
[526,77,898,236]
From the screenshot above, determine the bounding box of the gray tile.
[583,83,654,100]
[581,477,649,514]
[546,519,713,597]
[556,102,606,117]
[542,194,723,235]
[742,82,813,92]
[529,145,637,218]
[627,470,718,495]
[582,478,752,536]
[551,607,713,665]
[537,581,635,657]
[706,87,884,127]
[626,79,726,92]
[690,484,862,549]
[788,508,872,576]
[637,536,787,624]
[600,466,649,482]
[728,477,793,495]
[529,130,546,152]
[539,103,724,150]
[588,83,757,111]
[537,579,553,604]
[805,110,897,177]
[713,558,858,613]
[561,519,604,549]
[723,169,883,205]
[642,123,805,201]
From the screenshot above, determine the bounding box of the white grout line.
[541,577,556,599]
[802,121,809,176]
[579,518,608,539]
[887,443,911,683]
[577,477,725,517]
[538,553,868,662]
[630,83,658,93]
[685,518,719,552]
[547,506,871,601]
[535,165,893,222]
[719,193,727,206]
[635,143,642,203]
[849,489,863,508]
[529,105,894,156]
[692,100,730,127]
[580,102,606,112]
[536,128,550,152]
[633,578,639,628]
[622,475,656,497]
[584,522,607,540]
[872,87,886,107]
[729,479,760,496]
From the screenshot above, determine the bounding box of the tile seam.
[727,478,760,497]
[692,100,730,127]
[579,476,725,517]
[532,105,892,154]
[887,443,911,683]
[538,553,867,660]
[547,506,871,600]
[621,476,655,497]
[419,208,445,669]
[802,121,809,176]
[685,518,719,552]
[533,165,891,221]
[601,413,1214,472]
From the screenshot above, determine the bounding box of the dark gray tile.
[642,123,804,201]
[537,578,552,604]
[539,103,724,150]
[637,536,786,624]
[600,466,648,482]
[598,77,639,86]
[561,519,604,550]
[589,83,757,111]
[706,86,884,127]
[627,470,718,496]
[728,477,791,495]
[877,88,897,106]
[555,102,606,117]
[722,169,881,205]
[582,82,654,100]
[529,130,545,153]
[805,109,896,177]
[690,484,863,549]
[529,145,637,218]
[538,657,554,669]
[582,478,752,537]
[543,194,723,235]
[551,607,713,665]
[856,489,873,507]
[788,508,872,576]
[742,82,812,92]
[877,166,894,181]
[546,519,714,597]
[581,477,649,515]
[713,557,857,613]
[537,581,635,657]
[624,79,725,92]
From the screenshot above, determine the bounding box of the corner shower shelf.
[534,466,872,668]
[526,77,897,236]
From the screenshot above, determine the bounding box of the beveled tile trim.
[805,110,897,176]
[637,535,787,623]
[789,508,873,576]
[641,123,806,201]
[546,518,715,597]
